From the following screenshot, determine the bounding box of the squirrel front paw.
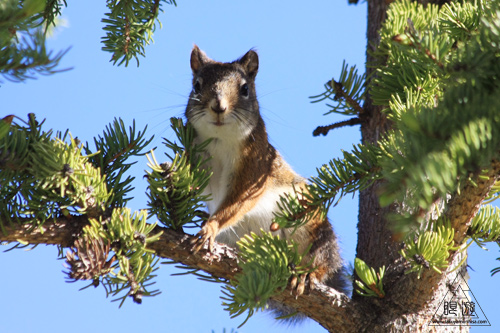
[290,274,306,296]
[290,272,318,297]
[191,219,219,253]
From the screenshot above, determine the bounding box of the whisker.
[137,104,187,115]
[148,83,190,99]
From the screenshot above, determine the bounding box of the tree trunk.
[353,1,478,331]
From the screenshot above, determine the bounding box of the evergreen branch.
[393,18,445,69]
[386,244,468,314]
[374,0,500,235]
[0,29,70,83]
[273,192,324,231]
[310,60,365,116]
[101,0,177,66]
[440,1,482,41]
[35,0,68,31]
[146,118,212,229]
[400,221,457,278]
[148,0,162,25]
[274,144,381,230]
[0,208,162,306]
[146,151,210,229]
[85,118,153,207]
[308,144,381,203]
[327,79,365,115]
[0,114,112,225]
[354,0,497,316]
[354,258,385,298]
[222,232,315,326]
[92,208,162,305]
[468,204,500,246]
[370,0,451,107]
[313,117,362,137]
[0,217,360,332]
[445,160,500,245]
[0,0,71,83]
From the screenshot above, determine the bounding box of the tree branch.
[313,117,362,137]
[0,217,360,332]
[327,79,365,115]
[4,124,495,333]
[0,215,88,247]
[367,159,500,316]
[446,160,500,244]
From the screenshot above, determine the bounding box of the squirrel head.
[185,45,261,141]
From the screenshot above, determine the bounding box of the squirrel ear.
[190,45,212,73]
[238,49,259,79]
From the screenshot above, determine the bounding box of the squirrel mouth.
[212,115,225,126]
[211,120,224,126]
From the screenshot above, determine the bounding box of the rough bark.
[353,0,498,332]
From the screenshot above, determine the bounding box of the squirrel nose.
[210,98,228,114]
[211,104,226,114]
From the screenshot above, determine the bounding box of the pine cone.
[65,235,115,285]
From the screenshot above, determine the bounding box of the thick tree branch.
[446,160,500,244]
[357,160,500,323]
[0,215,88,247]
[0,217,360,332]
[272,283,366,332]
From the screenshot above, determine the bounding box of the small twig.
[406,18,444,69]
[105,142,136,169]
[328,80,365,115]
[150,0,161,22]
[313,117,362,137]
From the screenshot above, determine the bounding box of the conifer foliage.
[0,0,176,82]
[2,0,500,331]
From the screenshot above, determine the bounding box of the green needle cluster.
[401,221,458,278]
[80,208,162,306]
[146,118,211,230]
[221,231,313,326]
[354,258,385,298]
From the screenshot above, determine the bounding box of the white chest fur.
[192,112,251,212]
[202,136,241,213]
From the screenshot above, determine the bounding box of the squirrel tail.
[325,264,351,296]
[267,300,308,325]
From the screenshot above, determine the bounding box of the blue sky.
[1,1,498,332]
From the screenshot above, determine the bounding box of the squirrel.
[185,45,345,307]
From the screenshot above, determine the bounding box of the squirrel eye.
[240,83,249,97]
[193,79,201,94]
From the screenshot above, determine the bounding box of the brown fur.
[214,119,274,227]
[185,46,345,300]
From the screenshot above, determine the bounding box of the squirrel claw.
[290,273,316,297]
[290,275,298,292]
[289,274,306,296]
[295,273,307,296]
[191,219,219,254]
